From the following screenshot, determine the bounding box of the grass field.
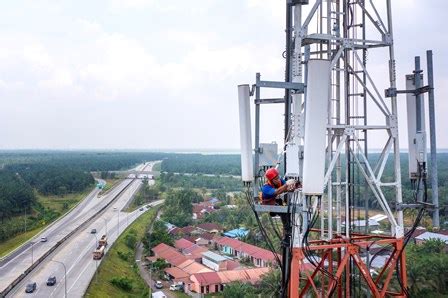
[37,188,94,214]
[99,179,121,195]
[0,187,94,258]
[151,161,162,172]
[0,227,43,259]
[85,207,158,298]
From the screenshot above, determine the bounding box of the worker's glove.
[286,179,296,191]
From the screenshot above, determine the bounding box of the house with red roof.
[151,243,188,267]
[175,238,195,251]
[188,267,270,294]
[169,225,197,236]
[216,236,279,267]
[192,203,215,220]
[197,223,223,234]
[182,244,209,262]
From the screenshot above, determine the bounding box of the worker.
[261,168,300,228]
[261,168,300,206]
[261,168,288,205]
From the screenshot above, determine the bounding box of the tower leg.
[289,248,303,298]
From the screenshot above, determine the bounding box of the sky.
[0,0,446,151]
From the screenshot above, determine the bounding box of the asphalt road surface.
[1,162,159,297]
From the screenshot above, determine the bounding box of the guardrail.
[0,179,136,297]
[0,187,101,265]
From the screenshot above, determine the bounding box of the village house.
[216,236,279,267]
[415,231,448,252]
[192,203,215,220]
[197,223,223,234]
[188,267,270,294]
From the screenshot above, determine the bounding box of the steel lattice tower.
[238,0,439,297]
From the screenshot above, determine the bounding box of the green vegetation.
[158,172,241,192]
[99,179,121,195]
[151,162,162,172]
[7,163,94,195]
[407,239,448,296]
[142,220,173,252]
[201,194,282,251]
[127,179,160,211]
[161,189,202,227]
[0,170,36,222]
[160,154,241,175]
[86,208,158,298]
[0,188,93,257]
[208,269,281,298]
[0,151,169,172]
[0,227,43,258]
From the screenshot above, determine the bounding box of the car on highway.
[155,281,163,289]
[41,236,48,242]
[25,282,37,293]
[139,207,144,211]
[91,228,97,234]
[46,276,57,286]
[113,207,118,211]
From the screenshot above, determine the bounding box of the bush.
[124,233,137,249]
[117,250,132,261]
[110,276,133,291]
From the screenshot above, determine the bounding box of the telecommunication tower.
[238,0,439,297]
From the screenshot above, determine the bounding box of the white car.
[40,237,48,242]
[169,283,183,291]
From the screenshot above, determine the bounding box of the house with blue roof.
[223,228,249,239]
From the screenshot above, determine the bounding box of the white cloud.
[0,1,446,149]
[109,0,155,10]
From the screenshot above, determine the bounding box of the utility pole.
[51,259,67,298]
[30,242,35,265]
[91,233,99,283]
[102,218,108,235]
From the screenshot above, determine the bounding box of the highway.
[1,161,159,297]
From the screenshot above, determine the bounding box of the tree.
[161,189,200,227]
[407,239,448,296]
[222,282,256,298]
[143,220,173,252]
[258,269,281,297]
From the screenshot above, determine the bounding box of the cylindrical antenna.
[238,84,254,182]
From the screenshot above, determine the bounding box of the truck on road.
[93,245,105,260]
[99,235,108,247]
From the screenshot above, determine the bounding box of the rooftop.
[223,228,249,238]
[197,223,223,232]
[216,236,279,262]
[416,231,448,243]
[202,251,230,263]
[175,238,195,250]
[191,268,270,286]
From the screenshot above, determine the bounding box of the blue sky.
[0,0,446,150]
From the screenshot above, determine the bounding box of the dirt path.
[135,210,177,298]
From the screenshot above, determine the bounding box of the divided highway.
[0,162,161,297]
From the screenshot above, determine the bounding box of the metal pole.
[386,0,404,236]
[281,2,293,297]
[51,260,67,298]
[103,218,108,235]
[91,233,99,282]
[284,1,292,173]
[30,242,34,265]
[92,233,98,248]
[253,73,261,200]
[414,56,423,133]
[426,50,440,228]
